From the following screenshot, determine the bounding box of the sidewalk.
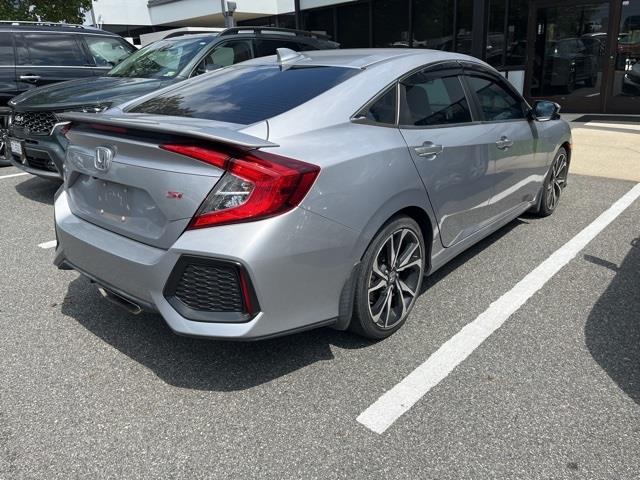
[563,113,640,182]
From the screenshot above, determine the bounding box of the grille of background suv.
[12,111,58,135]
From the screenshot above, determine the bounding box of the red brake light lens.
[160,144,320,229]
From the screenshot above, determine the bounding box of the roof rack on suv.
[219,26,330,40]
[0,20,100,31]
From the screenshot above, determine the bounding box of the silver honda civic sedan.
[54,49,571,340]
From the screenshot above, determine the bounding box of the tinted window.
[23,33,86,66]
[129,65,359,125]
[337,2,370,48]
[210,40,253,67]
[466,75,525,121]
[0,33,13,65]
[400,73,472,126]
[254,38,304,57]
[302,8,334,39]
[506,0,528,66]
[412,0,454,50]
[360,86,397,124]
[373,0,410,47]
[455,0,474,54]
[84,35,134,67]
[108,36,214,79]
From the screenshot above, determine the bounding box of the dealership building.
[90,0,640,113]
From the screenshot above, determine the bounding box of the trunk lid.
[61,113,276,249]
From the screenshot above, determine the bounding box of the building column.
[471,0,489,60]
[295,0,301,29]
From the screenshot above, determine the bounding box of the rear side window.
[129,65,359,125]
[359,86,397,125]
[254,38,306,57]
[0,33,13,65]
[22,33,86,66]
[400,72,472,126]
[465,75,526,121]
[84,35,134,67]
[208,40,254,67]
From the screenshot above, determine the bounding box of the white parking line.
[357,182,640,434]
[38,240,57,249]
[585,121,640,132]
[0,172,28,180]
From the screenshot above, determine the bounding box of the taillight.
[160,144,320,229]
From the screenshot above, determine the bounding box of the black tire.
[534,147,568,217]
[351,216,425,340]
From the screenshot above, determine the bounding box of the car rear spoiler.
[58,112,278,149]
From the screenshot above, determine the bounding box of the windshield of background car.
[107,36,215,79]
[84,35,135,67]
[128,65,360,125]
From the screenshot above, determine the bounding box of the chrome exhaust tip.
[98,286,143,315]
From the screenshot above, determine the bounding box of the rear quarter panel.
[268,121,439,266]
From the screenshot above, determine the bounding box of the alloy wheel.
[546,152,568,211]
[367,228,423,330]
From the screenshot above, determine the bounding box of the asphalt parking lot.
[2,136,640,478]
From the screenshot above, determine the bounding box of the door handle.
[496,136,514,150]
[19,75,41,83]
[414,141,443,159]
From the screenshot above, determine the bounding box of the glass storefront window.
[412,0,455,50]
[487,0,506,66]
[337,2,370,48]
[531,2,608,100]
[302,8,335,38]
[613,0,640,97]
[456,0,474,55]
[506,0,528,66]
[373,0,410,47]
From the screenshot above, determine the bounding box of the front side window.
[400,71,472,126]
[466,75,526,121]
[84,35,135,67]
[23,33,86,66]
[129,65,359,125]
[108,36,215,79]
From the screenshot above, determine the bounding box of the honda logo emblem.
[95,146,114,172]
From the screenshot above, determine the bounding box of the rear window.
[128,65,359,125]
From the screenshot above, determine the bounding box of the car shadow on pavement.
[61,276,371,392]
[59,216,529,392]
[423,218,527,290]
[14,176,60,205]
[584,238,640,405]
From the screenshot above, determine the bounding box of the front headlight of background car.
[79,104,112,114]
[70,104,112,114]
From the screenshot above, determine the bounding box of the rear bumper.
[54,190,359,340]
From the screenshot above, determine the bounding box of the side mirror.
[531,100,561,121]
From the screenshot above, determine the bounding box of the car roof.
[160,33,220,42]
[239,48,481,69]
[0,21,120,36]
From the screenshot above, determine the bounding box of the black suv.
[6,27,338,179]
[0,21,136,164]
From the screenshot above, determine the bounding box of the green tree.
[0,0,92,24]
